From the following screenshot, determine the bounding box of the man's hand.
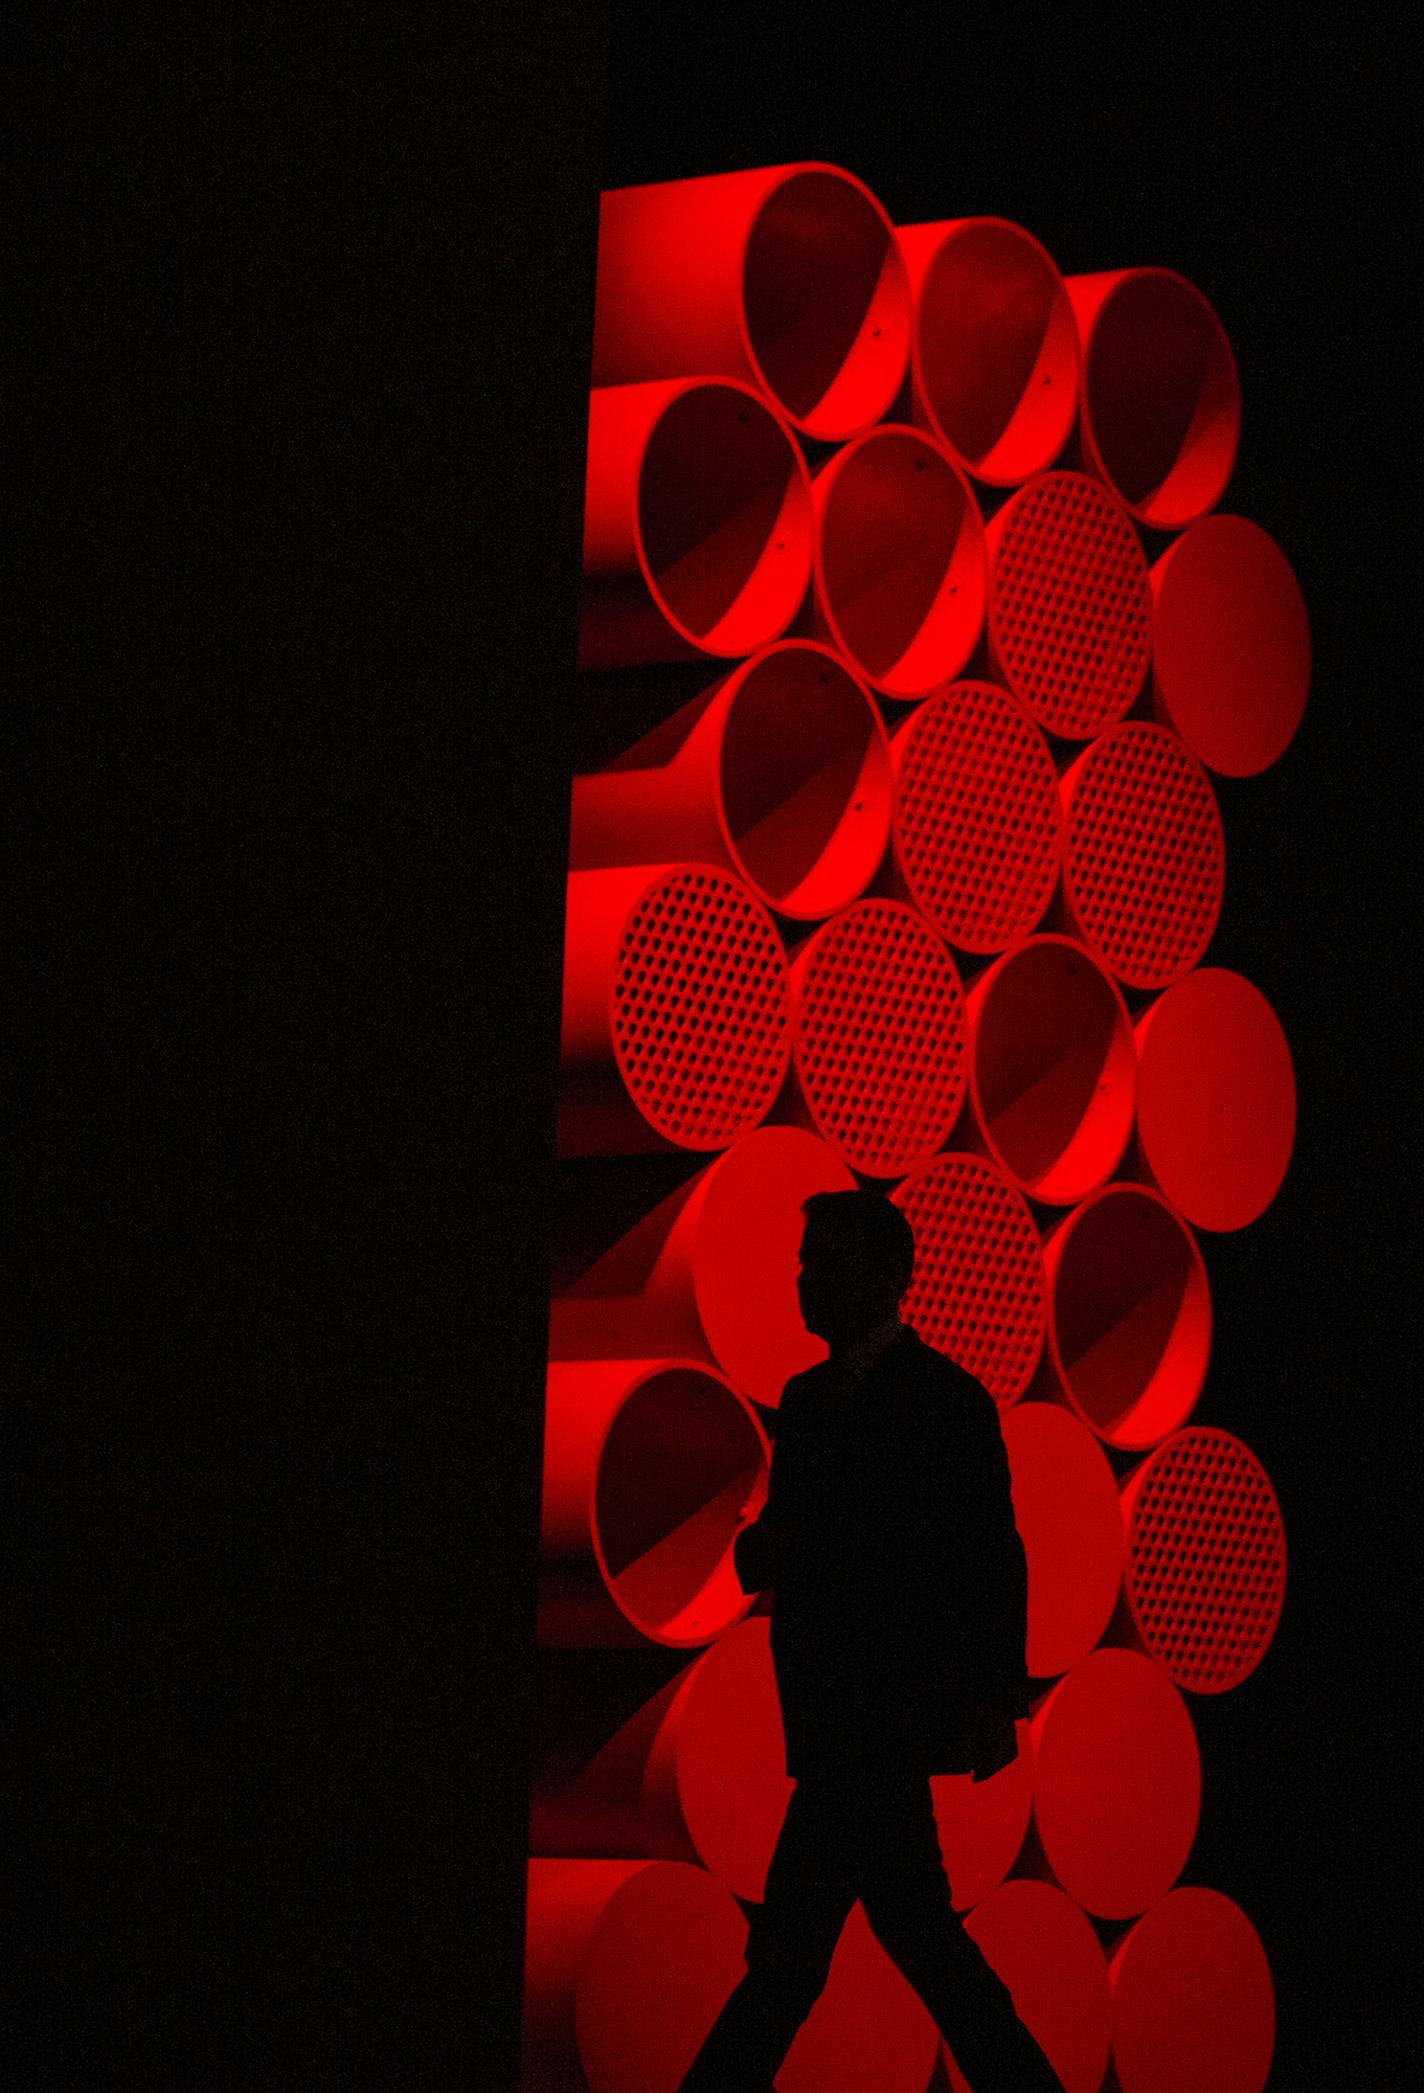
[963,1705,1018,1783]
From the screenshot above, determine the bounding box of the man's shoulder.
[881,1329,998,1430]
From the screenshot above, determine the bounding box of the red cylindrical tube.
[592,163,912,441]
[886,681,1063,954]
[1150,513,1311,776]
[962,934,1137,1206]
[522,1857,747,2093]
[1059,721,1225,991]
[1132,967,1296,1230]
[580,377,813,669]
[983,469,1151,739]
[529,1618,793,1902]
[891,1150,1047,1403]
[569,640,892,921]
[775,1900,940,2093]
[1118,1426,1287,1692]
[1036,1183,1211,1451]
[929,1719,1034,1913]
[797,424,987,698]
[559,862,791,1155]
[779,898,968,1178]
[1001,1401,1124,1677]
[896,216,1080,485]
[549,1126,855,1407]
[1025,1647,1201,1919]
[942,1880,1112,2093]
[1108,1888,1275,2093]
[1067,266,1241,529]
[539,1360,768,1649]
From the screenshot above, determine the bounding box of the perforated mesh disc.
[611,867,791,1148]
[1063,722,1224,989]
[988,472,1151,738]
[892,1151,1045,1401]
[791,900,967,1177]
[892,683,1062,953]
[1123,1427,1286,1694]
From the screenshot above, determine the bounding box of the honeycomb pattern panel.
[1124,1426,1287,1693]
[892,1151,1046,1401]
[1063,721,1225,989]
[611,866,791,1148]
[988,471,1152,738]
[793,900,967,1177]
[892,681,1063,954]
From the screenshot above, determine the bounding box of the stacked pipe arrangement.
[527,162,1306,2093]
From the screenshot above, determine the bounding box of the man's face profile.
[795,1218,898,1349]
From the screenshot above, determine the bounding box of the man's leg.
[855,1774,1064,2093]
[675,1773,860,2093]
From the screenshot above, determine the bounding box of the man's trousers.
[676,1766,1063,2092]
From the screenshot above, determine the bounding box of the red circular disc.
[1029,1648,1201,1919]
[930,1716,1034,1912]
[1061,722,1225,991]
[890,682,1063,954]
[789,899,968,1177]
[1151,514,1310,776]
[1109,1887,1275,2093]
[985,470,1151,739]
[1001,1403,1123,1677]
[1133,968,1296,1231]
[943,1879,1111,2093]
[610,864,791,1148]
[692,1126,856,1405]
[777,1898,940,2093]
[1121,1427,1287,1693]
[1042,1183,1211,1451]
[524,1857,748,2093]
[672,1619,794,1901]
[892,1152,1046,1403]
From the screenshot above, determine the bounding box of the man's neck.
[828,1310,905,1383]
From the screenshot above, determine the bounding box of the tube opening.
[917,222,1078,481]
[638,385,809,655]
[1084,272,1239,528]
[743,170,908,437]
[1051,1190,1209,1445]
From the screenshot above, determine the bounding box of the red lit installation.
[1133,965,1297,1230]
[984,470,1152,739]
[782,898,968,1177]
[1067,266,1242,528]
[929,1718,1035,1912]
[895,217,1080,485]
[1038,1182,1211,1450]
[592,165,912,440]
[1060,720,1225,990]
[942,1880,1112,2093]
[539,1361,768,1648]
[581,377,814,669]
[1000,1402,1124,1677]
[892,1151,1047,1402]
[1108,1888,1276,2093]
[798,423,987,697]
[550,1127,855,1407]
[559,863,791,1155]
[1150,513,1312,776]
[887,681,1063,953]
[570,641,893,920]
[535,161,1303,2091]
[523,1857,748,2093]
[1027,1646,1202,1919]
[1119,1427,1288,1692]
[963,933,1137,1205]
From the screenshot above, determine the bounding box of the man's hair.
[800,1189,916,1298]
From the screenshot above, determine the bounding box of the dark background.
[15,7,1410,2087]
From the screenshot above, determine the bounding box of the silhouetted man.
[676,1189,1063,2092]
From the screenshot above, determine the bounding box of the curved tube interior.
[1085,274,1238,525]
[1052,1192,1209,1444]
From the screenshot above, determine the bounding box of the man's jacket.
[733,1323,1031,1778]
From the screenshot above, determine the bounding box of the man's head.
[796,1189,916,1349]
